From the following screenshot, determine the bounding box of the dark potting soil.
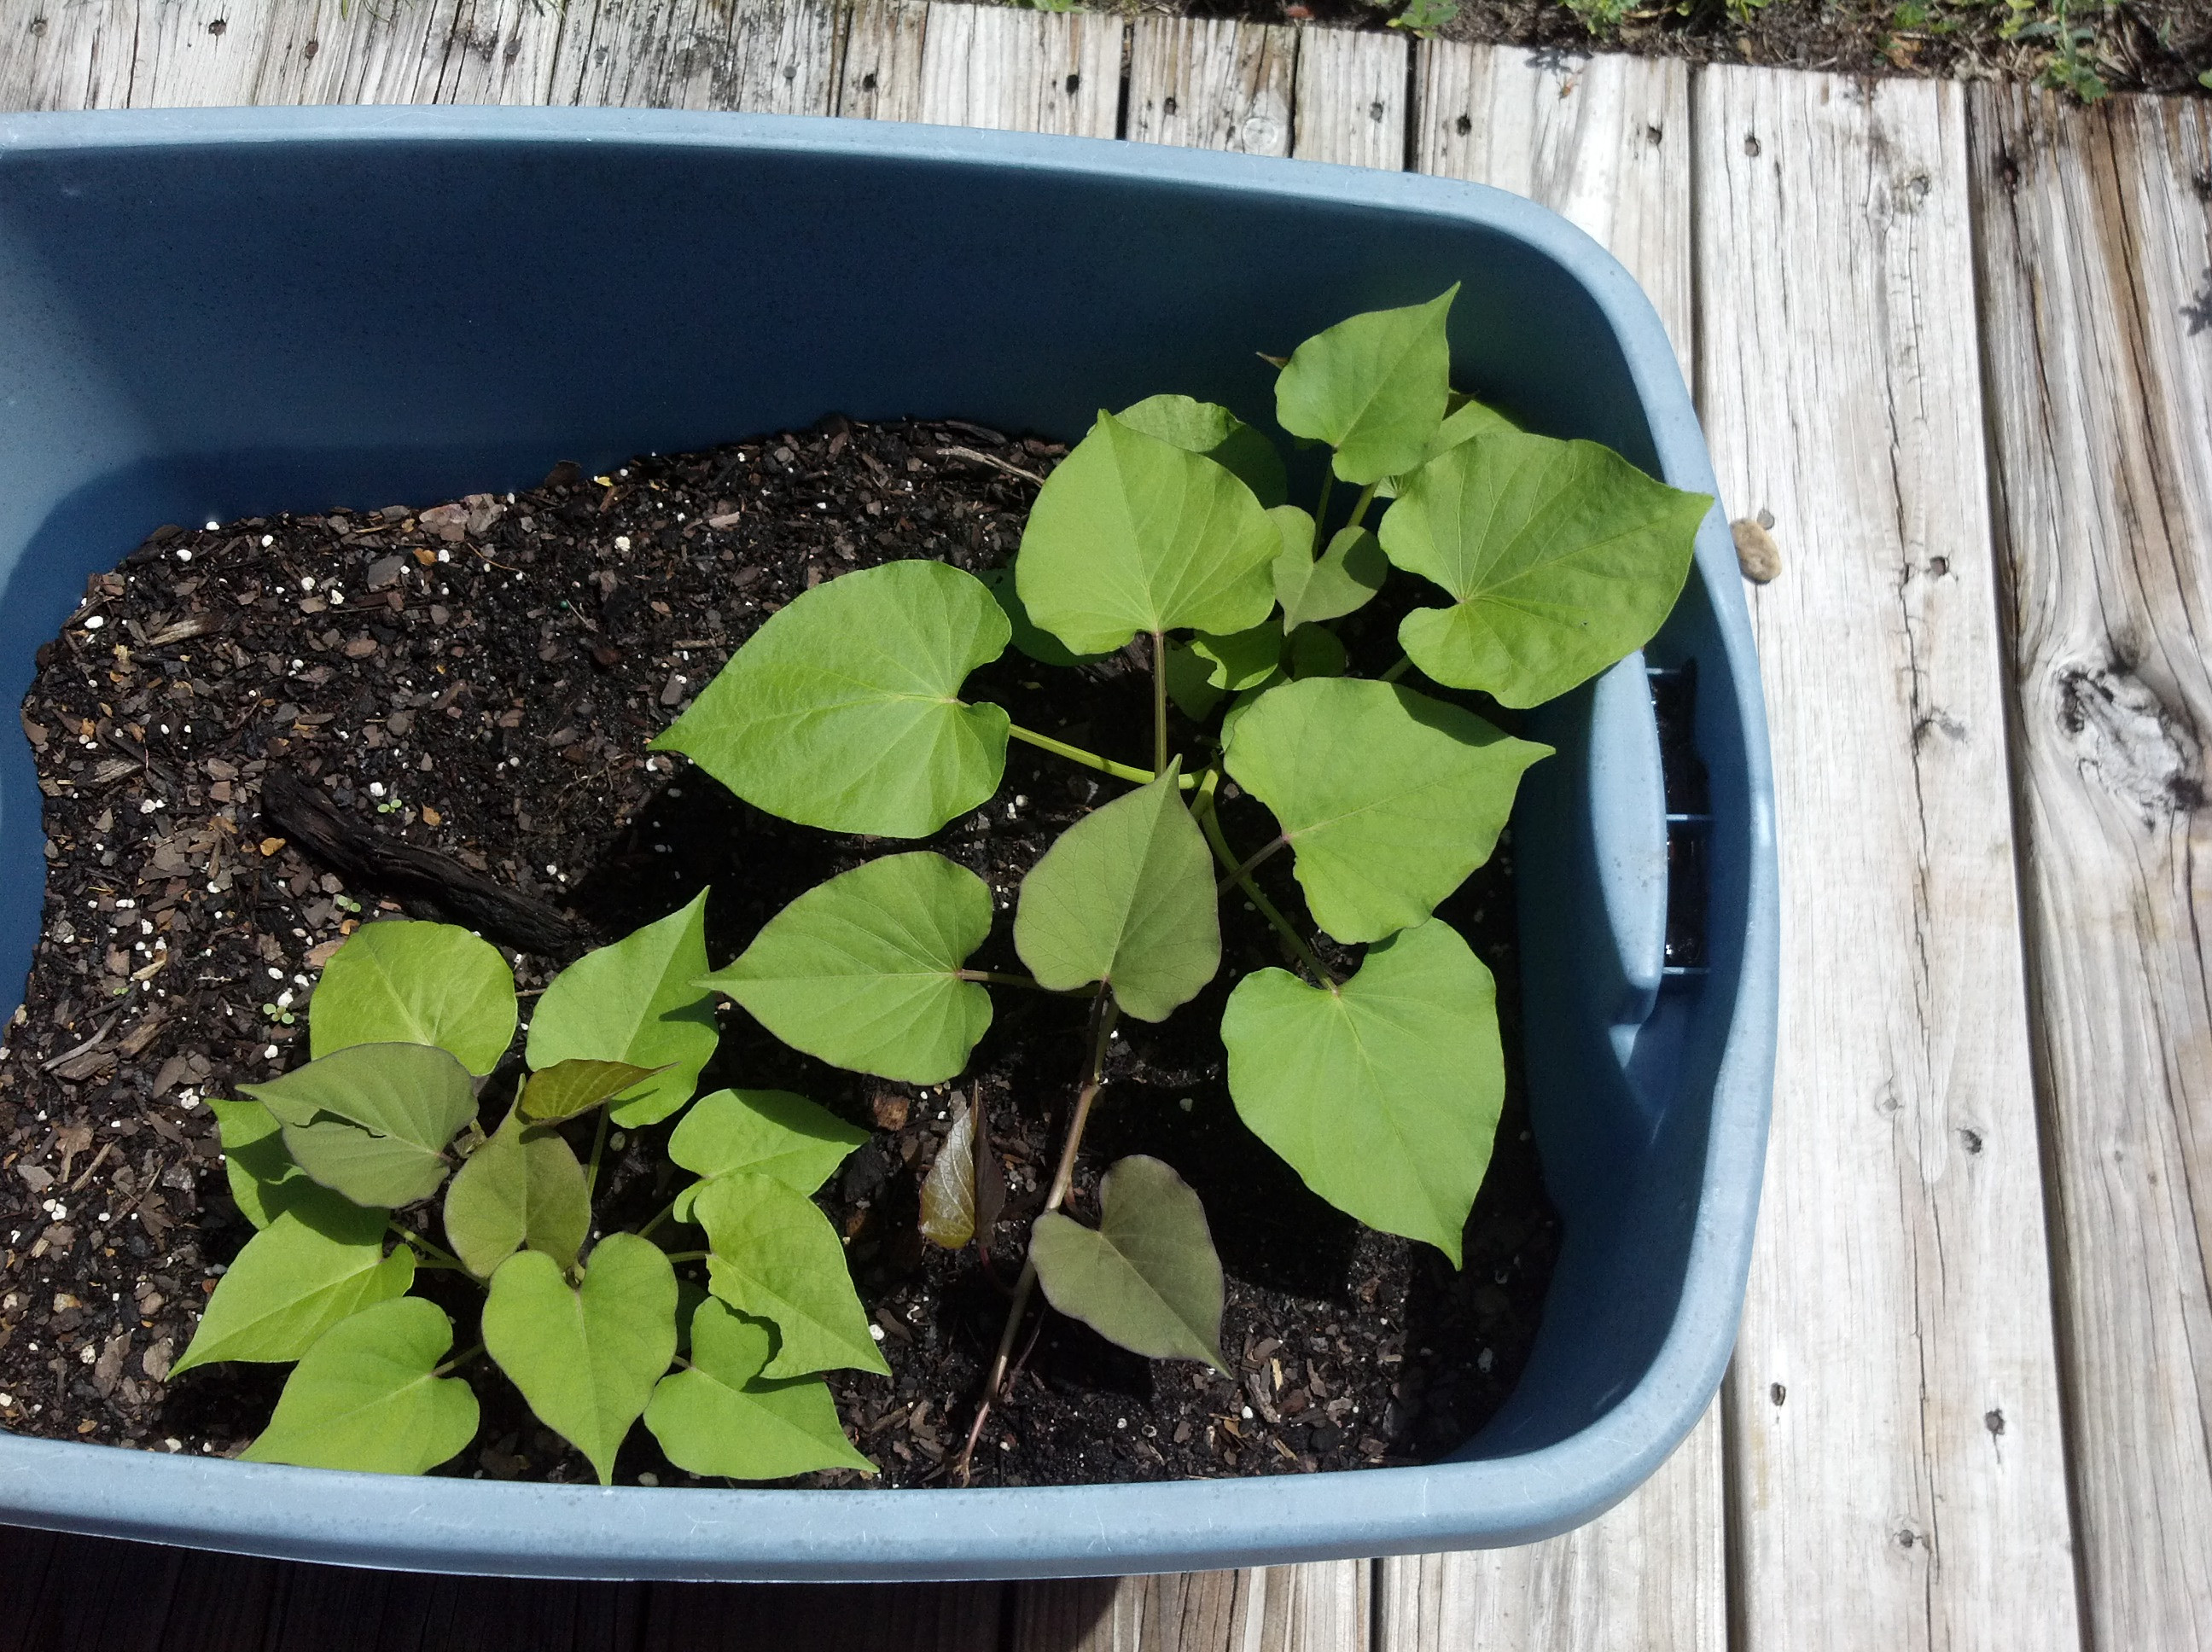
[0,416,1561,1489]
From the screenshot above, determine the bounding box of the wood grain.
[1415,44,1692,369]
[1011,1564,1369,1652]
[1970,84,2212,1650]
[429,0,572,106]
[1126,16,1295,158]
[1289,23,1402,169]
[913,2,1121,137]
[836,0,928,121]
[1697,65,2081,1652]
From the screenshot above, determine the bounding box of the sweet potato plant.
[175,288,1708,1482]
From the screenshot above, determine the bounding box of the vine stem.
[954,986,1119,1485]
[1313,472,1335,550]
[1004,723,1190,789]
[1197,806,1338,991]
[1345,480,1380,532]
[637,1195,682,1242]
[1216,833,1286,893]
[390,1222,469,1274]
[1151,630,1169,775]
[433,1341,484,1377]
[1379,654,1413,683]
[585,1106,613,1200]
[955,969,1080,993]
[662,1250,708,1265]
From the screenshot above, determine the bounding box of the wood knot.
[2052,662,2203,826]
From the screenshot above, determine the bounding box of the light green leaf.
[525,890,719,1127]
[208,1097,305,1230]
[1028,1155,1227,1370]
[482,1232,678,1486]
[1221,918,1502,1264]
[309,920,517,1076]
[1274,288,1457,485]
[1190,623,1283,691]
[170,1202,415,1376]
[1272,510,1386,631]
[1014,764,1220,1021]
[701,852,993,1084]
[1377,394,1520,498]
[1015,412,1281,655]
[978,567,1110,670]
[668,1089,870,1221]
[1379,432,1709,707]
[241,1298,479,1475]
[1287,624,1348,679]
[696,1173,890,1380]
[649,560,1010,838]
[644,1300,876,1480]
[1225,678,1550,943]
[1115,393,1288,508]
[441,1108,591,1277]
[519,1059,669,1126]
[243,1042,480,1209]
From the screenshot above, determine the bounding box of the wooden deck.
[2,3,2209,1645]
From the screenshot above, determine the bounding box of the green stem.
[585,1106,612,1201]
[1345,481,1380,532]
[1313,471,1335,550]
[637,1195,684,1242]
[1379,654,1413,684]
[1198,806,1337,990]
[434,1341,483,1377]
[390,1222,467,1273]
[1151,630,1169,776]
[958,969,1085,994]
[1217,834,1286,892]
[662,1250,708,1265]
[1005,723,1169,788]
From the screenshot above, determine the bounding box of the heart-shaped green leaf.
[441,1108,591,1278]
[695,1174,890,1380]
[170,1201,415,1376]
[1288,624,1348,679]
[1377,393,1520,499]
[1028,1155,1228,1370]
[524,890,718,1127]
[519,1059,669,1126]
[1189,623,1283,691]
[978,567,1110,669]
[1221,918,1502,1264]
[1275,288,1457,485]
[1015,412,1281,655]
[309,920,517,1076]
[482,1232,678,1486]
[208,1098,306,1230]
[1379,431,1709,707]
[701,852,993,1084]
[241,1298,479,1475]
[243,1042,480,1209]
[650,560,1010,838]
[1225,678,1550,943]
[643,1299,876,1480]
[1115,393,1288,509]
[1272,509,1387,631]
[668,1088,870,1220]
[1014,764,1220,1021]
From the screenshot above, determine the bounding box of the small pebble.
[1732,516,1784,583]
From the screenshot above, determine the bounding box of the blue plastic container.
[0,108,1776,1580]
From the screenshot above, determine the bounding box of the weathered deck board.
[429,0,569,107]
[1696,66,2081,1652]
[1289,21,1401,168]
[1969,85,2212,1651]
[912,1,1121,137]
[837,0,928,121]
[1011,1564,1370,1652]
[1126,16,1295,158]
[1382,44,1721,1650]
[1416,44,1694,368]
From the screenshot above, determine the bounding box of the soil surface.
[0,416,1560,1488]
[1161,0,2212,98]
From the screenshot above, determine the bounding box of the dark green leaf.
[524,891,718,1127]
[1114,393,1288,508]
[208,1097,306,1230]
[1221,918,1502,1263]
[243,1042,479,1209]
[1287,624,1348,679]
[1272,511,1386,631]
[241,1299,478,1475]
[650,560,1011,838]
[441,1108,591,1277]
[643,1300,876,1480]
[1162,642,1227,722]
[1379,432,1709,707]
[1015,412,1281,654]
[978,567,1110,669]
[482,1232,678,1486]
[1014,764,1220,1021]
[1189,623,1283,691]
[1028,1155,1227,1370]
[1274,288,1457,485]
[695,1173,890,1380]
[519,1059,669,1125]
[310,920,517,1076]
[701,852,993,1084]
[170,1202,414,1375]
[1377,394,1520,498]
[1225,678,1549,942]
